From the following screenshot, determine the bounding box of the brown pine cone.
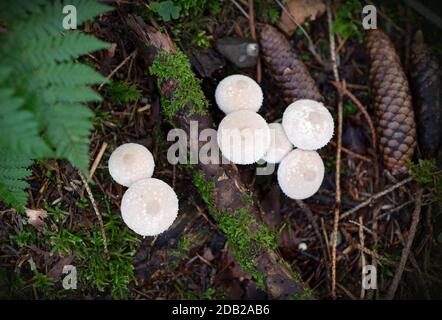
[365,29,416,175]
[259,24,322,104]
[410,30,442,159]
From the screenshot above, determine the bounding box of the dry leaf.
[278,0,326,35]
[25,208,48,229]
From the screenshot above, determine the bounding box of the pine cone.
[259,24,322,104]
[410,30,442,159]
[365,29,416,175]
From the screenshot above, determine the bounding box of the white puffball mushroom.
[262,123,293,163]
[217,110,271,164]
[277,149,325,200]
[108,143,155,187]
[121,178,179,236]
[215,74,263,114]
[282,99,334,150]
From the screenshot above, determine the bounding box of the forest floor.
[1,0,442,300]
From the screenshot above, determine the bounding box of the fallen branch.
[340,177,414,220]
[386,187,423,299]
[78,171,109,260]
[126,15,310,299]
[326,0,342,300]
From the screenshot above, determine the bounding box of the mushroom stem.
[127,15,312,299]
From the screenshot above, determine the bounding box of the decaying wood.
[365,29,417,175]
[410,30,442,160]
[126,15,310,299]
[259,24,322,104]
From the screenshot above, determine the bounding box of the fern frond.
[9,1,63,40]
[14,32,110,66]
[0,150,33,211]
[45,104,94,173]
[36,63,106,87]
[0,89,52,157]
[0,1,112,208]
[0,0,47,24]
[44,85,102,103]
[72,0,113,26]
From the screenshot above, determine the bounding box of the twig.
[340,177,414,220]
[230,0,249,19]
[329,81,377,151]
[274,0,325,66]
[247,0,262,83]
[89,142,108,179]
[98,50,137,90]
[296,200,326,256]
[79,171,109,260]
[358,216,366,299]
[329,140,372,162]
[386,187,423,299]
[327,0,342,299]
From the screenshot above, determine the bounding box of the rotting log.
[126,15,311,299]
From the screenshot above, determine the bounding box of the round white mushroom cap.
[277,149,325,200]
[282,99,334,150]
[108,143,155,187]
[121,178,179,236]
[217,110,271,164]
[262,123,293,163]
[215,74,263,114]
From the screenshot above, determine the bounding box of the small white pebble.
[298,242,308,251]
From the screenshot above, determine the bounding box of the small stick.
[340,177,413,220]
[327,0,342,299]
[358,216,366,299]
[89,142,108,179]
[329,81,377,152]
[386,187,423,299]
[79,171,110,260]
[329,141,372,162]
[230,0,249,19]
[248,0,262,83]
[98,50,137,90]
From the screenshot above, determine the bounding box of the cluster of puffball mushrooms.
[108,143,179,236]
[108,74,334,237]
[215,74,334,200]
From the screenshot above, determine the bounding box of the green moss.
[192,170,215,210]
[150,50,208,118]
[289,287,314,300]
[408,159,442,204]
[240,191,254,206]
[7,203,139,299]
[218,208,277,290]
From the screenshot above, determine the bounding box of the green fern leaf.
[72,0,113,26]
[20,32,110,66]
[0,0,112,208]
[0,0,48,24]
[12,1,63,39]
[44,85,102,103]
[45,104,94,173]
[0,150,33,211]
[36,63,106,87]
[0,89,52,157]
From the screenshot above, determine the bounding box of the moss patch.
[192,170,279,290]
[289,287,314,300]
[192,170,215,210]
[218,208,277,290]
[150,50,208,118]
